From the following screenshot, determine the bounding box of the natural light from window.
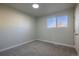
[48,15,68,28]
[57,16,68,28]
[48,16,56,28]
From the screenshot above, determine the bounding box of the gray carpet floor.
[0,40,77,56]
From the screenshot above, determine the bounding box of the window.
[48,17,56,28]
[47,16,68,28]
[57,16,68,28]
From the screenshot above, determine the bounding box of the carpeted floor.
[0,40,77,56]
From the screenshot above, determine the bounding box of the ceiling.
[5,3,76,17]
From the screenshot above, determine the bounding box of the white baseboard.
[37,39,74,48]
[0,40,34,52]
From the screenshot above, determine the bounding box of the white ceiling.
[6,3,76,17]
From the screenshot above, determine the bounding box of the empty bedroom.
[0,3,79,56]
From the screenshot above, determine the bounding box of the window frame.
[47,15,68,28]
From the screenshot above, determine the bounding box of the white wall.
[37,8,74,46]
[0,6,36,51]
